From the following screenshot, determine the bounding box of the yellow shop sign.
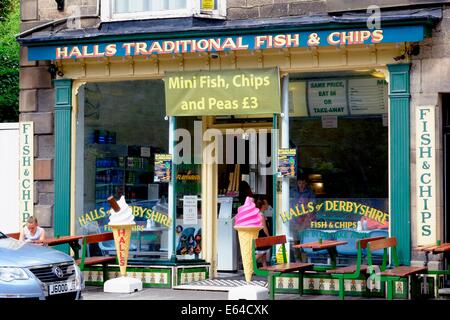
[164,68,281,116]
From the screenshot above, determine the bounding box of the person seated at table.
[255,197,271,267]
[19,216,46,244]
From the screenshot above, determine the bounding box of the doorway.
[202,115,276,277]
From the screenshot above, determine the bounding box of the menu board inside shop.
[348,78,388,115]
[307,80,348,116]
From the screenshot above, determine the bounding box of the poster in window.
[307,80,348,116]
[183,196,198,225]
[278,148,297,177]
[321,115,338,128]
[154,154,172,183]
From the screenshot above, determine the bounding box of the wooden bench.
[6,232,20,240]
[366,237,428,300]
[326,236,386,300]
[76,232,117,282]
[252,235,313,300]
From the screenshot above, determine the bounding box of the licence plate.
[48,280,76,295]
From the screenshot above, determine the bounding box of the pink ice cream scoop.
[234,197,263,227]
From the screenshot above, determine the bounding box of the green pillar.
[171,116,177,262]
[271,113,278,264]
[54,79,72,253]
[387,63,411,265]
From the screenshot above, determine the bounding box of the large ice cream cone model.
[234,197,263,283]
[111,224,133,277]
[234,226,262,282]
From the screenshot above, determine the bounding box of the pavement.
[80,272,439,300]
[81,285,369,300]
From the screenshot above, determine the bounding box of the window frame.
[101,0,226,22]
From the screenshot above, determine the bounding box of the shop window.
[75,80,171,261]
[101,0,226,22]
[287,75,389,264]
[174,117,203,261]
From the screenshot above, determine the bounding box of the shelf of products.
[95,152,153,203]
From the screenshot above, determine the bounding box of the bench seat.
[260,263,313,273]
[327,265,368,274]
[78,232,116,282]
[253,235,312,300]
[327,236,387,300]
[76,256,116,266]
[366,237,428,300]
[379,266,427,277]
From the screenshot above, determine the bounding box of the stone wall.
[227,0,327,20]
[326,0,450,13]
[21,0,98,32]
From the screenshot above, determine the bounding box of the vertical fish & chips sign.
[19,122,34,226]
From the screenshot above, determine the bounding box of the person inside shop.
[293,173,316,207]
[255,196,271,267]
[19,216,46,244]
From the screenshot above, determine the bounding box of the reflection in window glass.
[76,80,170,261]
[174,117,203,260]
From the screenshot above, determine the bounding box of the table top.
[293,240,348,250]
[260,262,314,273]
[43,235,83,246]
[380,266,428,277]
[417,243,450,253]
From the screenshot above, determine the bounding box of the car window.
[0,232,7,239]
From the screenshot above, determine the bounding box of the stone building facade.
[17,0,330,236]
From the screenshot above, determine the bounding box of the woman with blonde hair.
[19,216,46,244]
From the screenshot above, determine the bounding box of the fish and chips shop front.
[18,11,438,296]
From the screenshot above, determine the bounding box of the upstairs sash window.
[102,0,225,22]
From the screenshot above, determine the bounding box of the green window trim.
[387,63,411,265]
[54,79,72,253]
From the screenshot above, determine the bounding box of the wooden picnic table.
[417,242,450,264]
[417,242,450,296]
[417,243,450,253]
[293,240,348,269]
[43,235,83,260]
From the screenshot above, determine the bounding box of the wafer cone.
[111,224,133,277]
[234,226,263,282]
